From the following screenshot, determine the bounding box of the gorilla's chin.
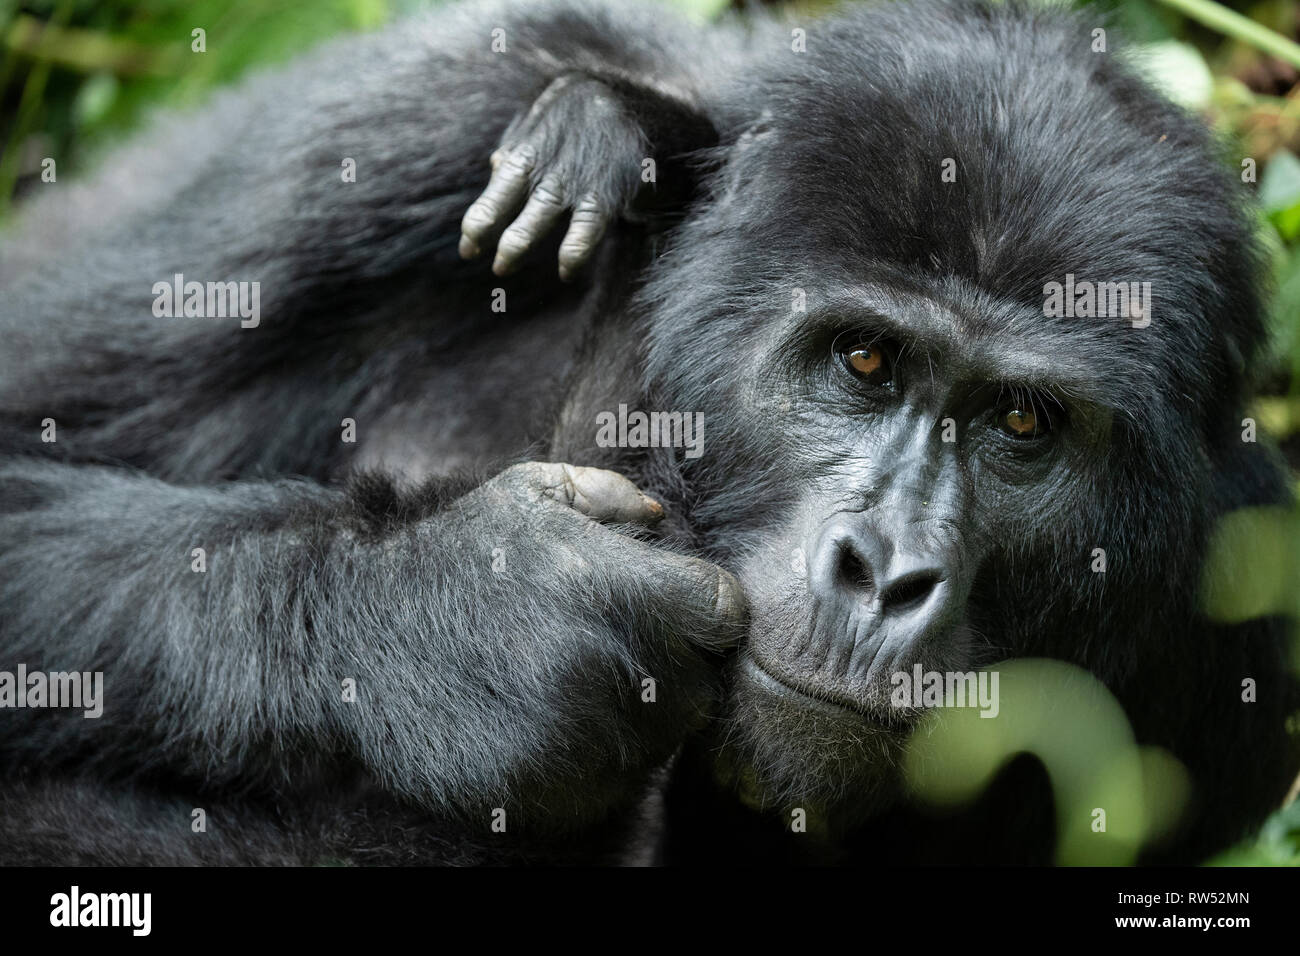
[704,651,910,827]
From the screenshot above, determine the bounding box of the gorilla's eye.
[848,345,884,376]
[994,390,1064,441]
[837,339,893,386]
[1001,408,1038,437]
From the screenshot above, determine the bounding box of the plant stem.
[1155,0,1300,70]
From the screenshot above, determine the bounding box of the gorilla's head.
[641,0,1265,822]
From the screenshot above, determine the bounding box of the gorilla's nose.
[810,513,956,637]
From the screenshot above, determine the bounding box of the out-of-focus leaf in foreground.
[904,659,1191,865]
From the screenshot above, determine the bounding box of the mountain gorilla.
[0,0,1295,865]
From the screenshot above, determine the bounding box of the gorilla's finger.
[493,174,568,276]
[543,463,664,524]
[638,553,748,650]
[502,462,664,524]
[459,144,536,259]
[565,465,664,523]
[558,194,609,281]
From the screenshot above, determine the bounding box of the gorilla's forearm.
[0,1,747,848]
[0,458,741,826]
[0,458,461,793]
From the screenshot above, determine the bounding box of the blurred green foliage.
[905,659,1192,865]
[2,0,1298,864]
[1202,504,1300,622]
[1210,797,1300,863]
[0,0,401,204]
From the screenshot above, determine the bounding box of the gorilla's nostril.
[836,545,874,593]
[880,571,941,613]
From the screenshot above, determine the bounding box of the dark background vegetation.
[1,0,1297,864]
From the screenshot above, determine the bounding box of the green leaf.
[1260,151,1300,240]
[72,71,119,130]
[1208,799,1300,865]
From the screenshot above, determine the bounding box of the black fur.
[0,0,1294,865]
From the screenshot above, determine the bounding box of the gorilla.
[0,0,1295,865]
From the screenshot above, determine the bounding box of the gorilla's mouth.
[740,652,875,720]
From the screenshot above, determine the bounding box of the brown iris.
[847,345,883,375]
[1002,408,1038,437]
[844,343,889,384]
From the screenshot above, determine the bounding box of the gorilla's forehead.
[647,3,1260,427]
[735,2,1245,325]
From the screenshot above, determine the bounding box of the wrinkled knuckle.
[559,239,592,264]
[556,464,581,507]
[496,226,532,257]
[461,201,498,231]
[507,460,551,489]
[572,194,602,216]
[531,179,566,208]
[504,143,536,171]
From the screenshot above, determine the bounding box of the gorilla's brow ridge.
[794,286,1134,410]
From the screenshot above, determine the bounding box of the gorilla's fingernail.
[492,255,512,277]
[459,235,480,259]
[641,495,664,518]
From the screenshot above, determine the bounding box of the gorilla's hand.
[347,461,747,825]
[458,72,716,280]
[458,75,646,279]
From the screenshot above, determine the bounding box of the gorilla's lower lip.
[741,653,873,720]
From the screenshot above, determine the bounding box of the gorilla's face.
[637,20,1257,820]
[683,281,1121,819]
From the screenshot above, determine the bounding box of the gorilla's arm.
[0,0,733,475]
[0,0,742,835]
[0,457,743,827]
